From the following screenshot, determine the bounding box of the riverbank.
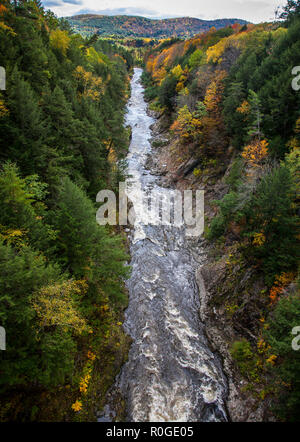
[146,109,274,422]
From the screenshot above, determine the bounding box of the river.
[103,67,228,422]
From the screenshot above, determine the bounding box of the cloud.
[41,0,280,23]
[42,0,63,6]
[192,0,277,22]
[63,0,83,4]
[42,0,83,7]
[74,7,170,19]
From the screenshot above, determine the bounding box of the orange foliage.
[200,70,228,154]
[269,273,295,304]
[147,42,185,84]
[237,100,250,114]
[204,70,227,115]
[0,1,15,35]
[0,4,8,15]
[242,139,268,167]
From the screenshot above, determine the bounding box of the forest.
[142,1,300,421]
[0,0,299,424]
[0,0,134,421]
[67,15,248,39]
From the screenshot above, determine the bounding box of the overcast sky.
[41,0,284,23]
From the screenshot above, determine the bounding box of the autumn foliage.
[242,139,269,167]
[269,273,295,304]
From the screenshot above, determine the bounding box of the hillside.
[66,14,249,38]
[0,1,133,421]
[142,18,300,421]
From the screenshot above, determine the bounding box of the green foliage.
[207,191,242,240]
[51,177,130,302]
[225,157,244,190]
[206,214,227,240]
[0,162,56,252]
[264,294,300,421]
[246,90,264,140]
[209,164,299,285]
[144,85,159,102]
[224,18,300,157]
[230,339,260,382]
[158,74,178,111]
[279,0,300,25]
[0,3,131,408]
[244,166,298,285]
[223,82,246,149]
[0,239,62,388]
[189,49,206,70]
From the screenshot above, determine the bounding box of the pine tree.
[244,166,298,284]
[4,69,49,176]
[51,177,129,302]
[0,239,61,387]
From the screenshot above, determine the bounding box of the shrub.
[230,339,260,381]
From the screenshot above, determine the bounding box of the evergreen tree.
[0,239,61,387]
[51,177,129,302]
[3,69,49,175]
[244,166,298,285]
[265,294,300,421]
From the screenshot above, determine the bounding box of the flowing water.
[103,68,228,422]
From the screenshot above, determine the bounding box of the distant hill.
[66,15,249,39]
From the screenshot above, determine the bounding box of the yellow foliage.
[86,47,104,66]
[0,226,26,247]
[266,354,277,366]
[257,338,270,355]
[50,30,70,56]
[171,64,183,79]
[71,400,82,412]
[32,280,90,335]
[176,81,184,92]
[171,105,198,142]
[206,29,268,64]
[79,370,91,394]
[253,232,266,247]
[205,33,248,64]
[74,66,104,101]
[87,350,96,361]
[206,38,228,64]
